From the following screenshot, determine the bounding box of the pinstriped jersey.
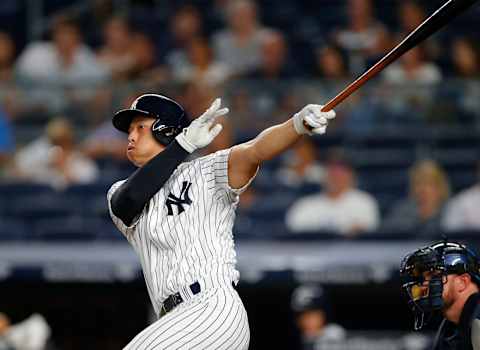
[107,148,250,316]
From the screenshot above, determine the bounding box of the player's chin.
[126,150,142,167]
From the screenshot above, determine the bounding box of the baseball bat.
[320,0,480,112]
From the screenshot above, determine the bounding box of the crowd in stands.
[0,0,479,240]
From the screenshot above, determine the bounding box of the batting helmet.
[112,94,189,146]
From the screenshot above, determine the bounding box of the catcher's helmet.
[400,240,480,330]
[113,94,189,146]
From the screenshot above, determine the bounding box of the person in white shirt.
[382,46,442,84]
[212,0,268,75]
[0,313,50,350]
[15,16,108,113]
[443,163,480,231]
[13,117,99,189]
[286,149,379,236]
[275,137,325,188]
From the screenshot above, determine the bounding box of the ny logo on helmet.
[166,181,192,216]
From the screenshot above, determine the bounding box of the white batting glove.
[175,98,229,153]
[292,104,336,135]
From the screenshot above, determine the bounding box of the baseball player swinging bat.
[108,94,334,350]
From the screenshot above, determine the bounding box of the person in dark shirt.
[401,240,480,349]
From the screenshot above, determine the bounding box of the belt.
[160,281,237,316]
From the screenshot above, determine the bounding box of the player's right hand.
[175,98,229,153]
[293,104,336,136]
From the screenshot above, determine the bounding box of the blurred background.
[0,0,479,349]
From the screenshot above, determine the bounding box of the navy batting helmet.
[112,94,189,146]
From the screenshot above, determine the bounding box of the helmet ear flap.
[151,119,182,146]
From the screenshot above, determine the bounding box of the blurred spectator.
[212,0,268,75]
[398,0,426,35]
[81,120,127,161]
[451,37,480,78]
[165,5,204,80]
[171,36,231,87]
[97,16,136,80]
[13,117,99,189]
[314,45,349,79]
[285,149,379,236]
[291,284,346,350]
[0,32,14,83]
[275,138,325,188]
[0,105,14,177]
[130,31,156,79]
[382,160,450,236]
[396,1,439,63]
[97,28,154,120]
[16,16,108,83]
[444,37,480,124]
[225,87,258,138]
[382,46,442,84]
[380,46,442,120]
[442,162,480,232]
[0,313,51,350]
[15,15,108,113]
[81,91,133,162]
[178,81,216,119]
[247,29,296,80]
[334,0,390,74]
[0,31,23,119]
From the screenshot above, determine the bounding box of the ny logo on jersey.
[166,181,192,216]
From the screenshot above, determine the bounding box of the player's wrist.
[175,130,197,153]
[292,114,312,136]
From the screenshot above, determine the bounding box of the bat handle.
[321,101,336,112]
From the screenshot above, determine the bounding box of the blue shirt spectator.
[0,106,14,153]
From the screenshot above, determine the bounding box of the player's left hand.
[293,104,336,135]
[176,98,229,153]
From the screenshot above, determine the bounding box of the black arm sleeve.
[110,140,189,226]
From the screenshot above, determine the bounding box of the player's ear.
[456,273,471,293]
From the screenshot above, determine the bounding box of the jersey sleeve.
[209,148,258,199]
[107,180,140,237]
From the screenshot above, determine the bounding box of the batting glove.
[293,104,336,135]
[176,98,229,153]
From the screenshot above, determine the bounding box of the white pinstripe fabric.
[124,284,249,350]
[107,148,253,349]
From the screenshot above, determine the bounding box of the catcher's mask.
[400,240,480,330]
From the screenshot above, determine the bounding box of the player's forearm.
[246,119,300,163]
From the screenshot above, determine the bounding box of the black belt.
[160,281,237,316]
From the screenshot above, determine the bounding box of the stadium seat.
[0,182,54,197]
[357,169,407,197]
[7,194,76,220]
[234,216,289,239]
[64,182,111,197]
[82,195,110,220]
[94,219,123,240]
[245,192,297,221]
[33,216,97,241]
[0,218,28,240]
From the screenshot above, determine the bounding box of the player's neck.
[445,288,478,324]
